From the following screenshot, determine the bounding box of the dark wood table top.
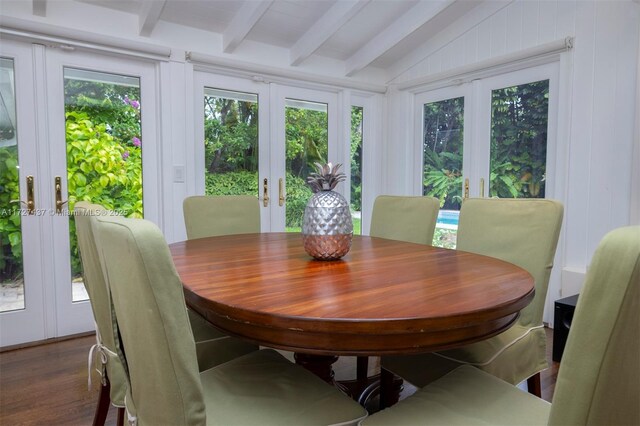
[170,233,534,356]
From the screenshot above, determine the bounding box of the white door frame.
[0,40,47,346]
[270,84,338,232]
[350,92,379,236]
[46,48,161,337]
[413,85,471,198]
[192,72,271,231]
[475,62,560,199]
[1,41,162,346]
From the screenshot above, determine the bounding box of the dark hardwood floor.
[0,328,559,425]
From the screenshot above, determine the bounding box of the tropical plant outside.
[65,78,143,276]
[490,80,549,198]
[422,81,549,206]
[0,77,143,282]
[350,106,363,232]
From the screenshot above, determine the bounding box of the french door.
[0,39,159,347]
[415,62,558,247]
[193,73,338,232]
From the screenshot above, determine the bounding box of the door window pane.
[422,97,463,248]
[285,99,328,232]
[350,106,363,235]
[64,68,143,302]
[203,88,259,197]
[490,80,549,198]
[0,58,24,312]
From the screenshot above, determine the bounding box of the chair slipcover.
[369,195,440,245]
[93,215,369,426]
[383,198,563,386]
[183,195,260,240]
[76,203,255,399]
[363,226,640,425]
[75,202,128,407]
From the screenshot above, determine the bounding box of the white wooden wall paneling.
[506,1,523,53]
[563,0,596,272]
[611,4,640,228]
[587,2,620,260]
[521,0,540,49]
[490,7,508,58]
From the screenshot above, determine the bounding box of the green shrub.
[205,171,313,229]
[284,174,313,228]
[66,111,142,274]
[205,170,257,196]
[0,145,22,281]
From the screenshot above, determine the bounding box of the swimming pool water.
[437,210,460,226]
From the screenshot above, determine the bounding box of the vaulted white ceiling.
[66,0,482,77]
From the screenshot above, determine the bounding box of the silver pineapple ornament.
[302,162,353,260]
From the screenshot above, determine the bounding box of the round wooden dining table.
[169,232,534,403]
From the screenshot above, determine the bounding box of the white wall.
[385,0,640,324]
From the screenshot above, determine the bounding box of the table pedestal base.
[293,353,352,397]
[293,353,404,411]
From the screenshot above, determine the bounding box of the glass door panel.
[0,40,47,347]
[0,58,24,312]
[203,88,259,197]
[284,99,328,232]
[350,106,363,235]
[63,68,144,302]
[490,80,549,199]
[421,96,464,248]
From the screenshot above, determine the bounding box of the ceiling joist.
[32,0,46,17]
[139,0,167,37]
[223,0,274,53]
[290,0,370,66]
[345,0,456,76]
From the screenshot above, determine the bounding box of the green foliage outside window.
[0,80,143,280]
[64,80,143,276]
[350,107,363,212]
[422,97,464,210]
[0,146,21,281]
[204,96,328,228]
[490,80,548,198]
[422,80,549,207]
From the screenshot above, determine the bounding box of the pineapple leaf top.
[307,162,346,192]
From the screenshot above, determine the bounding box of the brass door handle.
[55,176,68,214]
[278,178,285,207]
[480,178,485,198]
[10,175,35,215]
[262,178,269,207]
[464,178,469,199]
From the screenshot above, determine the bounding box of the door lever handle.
[262,178,269,207]
[10,175,35,215]
[55,176,68,214]
[278,178,285,207]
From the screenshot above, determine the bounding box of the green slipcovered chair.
[183,195,260,240]
[74,202,127,425]
[382,198,563,397]
[75,202,256,425]
[92,214,368,426]
[369,195,440,245]
[363,226,640,425]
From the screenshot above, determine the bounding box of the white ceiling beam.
[345,0,457,76]
[223,0,274,53]
[139,0,166,37]
[32,0,46,17]
[290,0,370,66]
